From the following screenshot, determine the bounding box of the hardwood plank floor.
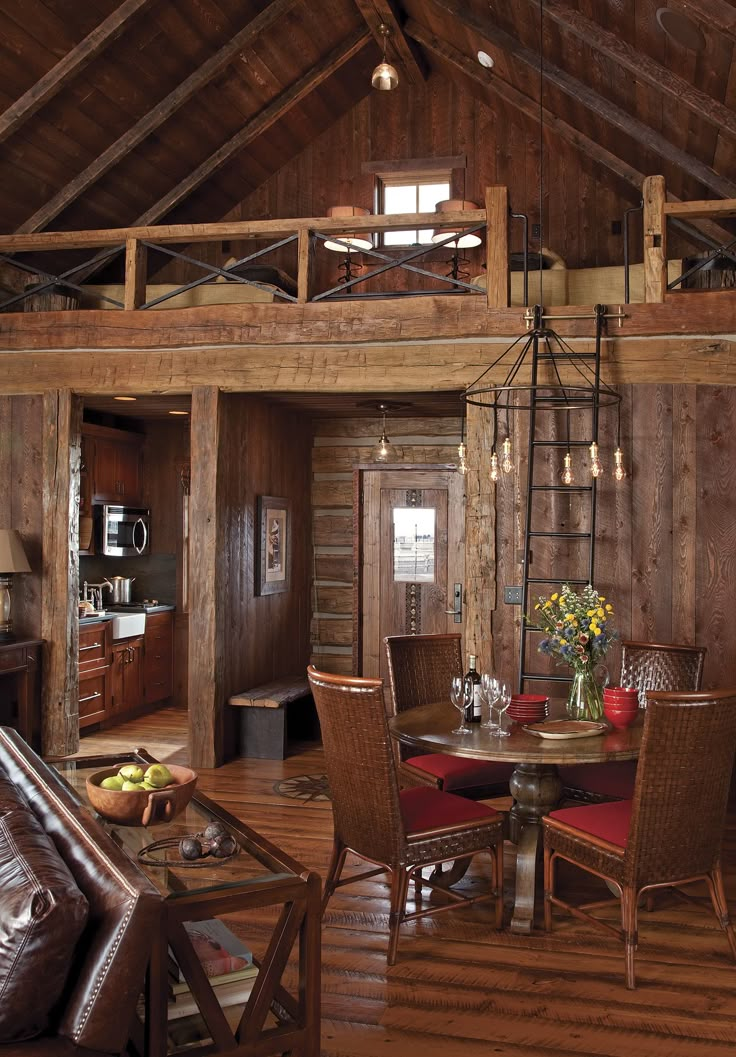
[79,709,736,1056]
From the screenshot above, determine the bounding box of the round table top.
[388,700,644,765]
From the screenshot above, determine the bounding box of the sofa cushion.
[0,776,89,1042]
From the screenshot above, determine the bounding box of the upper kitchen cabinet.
[83,423,144,505]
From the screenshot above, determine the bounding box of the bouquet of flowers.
[531,583,616,719]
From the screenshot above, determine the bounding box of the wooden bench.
[228,676,314,759]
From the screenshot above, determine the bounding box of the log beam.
[464,401,496,674]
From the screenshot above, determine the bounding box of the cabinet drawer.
[79,623,111,670]
[0,648,25,672]
[79,669,108,724]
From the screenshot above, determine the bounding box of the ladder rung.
[530,484,592,493]
[527,531,591,539]
[531,439,594,448]
[521,673,573,683]
[525,577,590,585]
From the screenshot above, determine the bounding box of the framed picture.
[256,495,290,595]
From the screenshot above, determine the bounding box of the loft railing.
[0,187,513,312]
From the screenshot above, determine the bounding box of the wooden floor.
[80,709,736,1057]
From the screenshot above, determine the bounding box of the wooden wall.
[310,413,460,674]
[0,396,43,637]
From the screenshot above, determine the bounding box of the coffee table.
[388,701,643,934]
[52,748,321,1057]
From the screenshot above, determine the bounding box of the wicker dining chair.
[559,640,707,802]
[544,689,736,989]
[307,665,505,965]
[384,633,514,798]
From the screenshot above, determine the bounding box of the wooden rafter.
[0,0,155,145]
[426,0,736,201]
[405,20,734,252]
[534,0,736,141]
[668,0,736,40]
[352,0,428,85]
[16,0,301,235]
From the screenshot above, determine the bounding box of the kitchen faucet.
[82,580,113,612]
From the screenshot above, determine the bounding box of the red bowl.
[604,710,638,730]
[604,686,639,697]
[604,700,639,711]
[511,694,549,704]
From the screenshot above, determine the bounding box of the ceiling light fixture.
[371,24,399,91]
[114,396,137,402]
[430,199,483,249]
[477,50,494,69]
[169,410,189,416]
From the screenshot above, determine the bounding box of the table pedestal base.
[508,763,562,934]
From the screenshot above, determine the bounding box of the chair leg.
[322,836,348,914]
[387,868,411,967]
[543,846,554,931]
[492,840,504,929]
[706,866,736,962]
[620,885,638,989]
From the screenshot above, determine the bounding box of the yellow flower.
[599,596,606,602]
[605,604,613,612]
[544,601,552,609]
[586,609,595,616]
[597,607,604,618]
[565,613,575,622]
[551,593,558,601]
[534,603,540,610]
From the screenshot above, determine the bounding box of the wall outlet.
[504,585,523,605]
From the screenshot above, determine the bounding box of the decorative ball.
[179,836,203,860]
[203,821,228,841]
[210,834,237,858]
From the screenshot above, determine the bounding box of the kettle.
[109,575,135,605]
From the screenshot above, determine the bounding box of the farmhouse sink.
[111,612,146,639]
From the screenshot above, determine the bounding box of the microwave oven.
[97,505,150,557]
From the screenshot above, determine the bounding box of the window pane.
[417,227,435,244]
[418,182,450,211]
[384,229,417,245]
[393,508,436,583]
[384,184,417,214]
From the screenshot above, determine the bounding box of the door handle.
[446,583,463,623]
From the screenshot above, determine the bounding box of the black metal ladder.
[517,305,606,692]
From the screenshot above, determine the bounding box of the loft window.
[378,172,451,246]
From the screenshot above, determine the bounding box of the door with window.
[358,467,465,683]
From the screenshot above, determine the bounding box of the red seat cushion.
[559,761,637,799]
[546,799,632,849]
[406,753,514,792]
[400,786,499,835]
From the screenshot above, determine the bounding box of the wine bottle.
[464,655,482,723]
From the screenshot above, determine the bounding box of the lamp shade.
[371,60,399,91]
[323,206,373,252]
[0,530,31,574]
[430,198,483,249]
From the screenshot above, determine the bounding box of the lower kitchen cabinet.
[111,637,144,716]
[144,611,174,704]
[79,622,112,729]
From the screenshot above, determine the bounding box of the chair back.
[625,690,736,888]
[307,666,406,866]
[620,640,705,705]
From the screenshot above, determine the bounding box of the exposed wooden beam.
[671,0,736,40]
[533,0,736,141]
[352,0,428,85]
[426,0,736,201]
[16,0,301,234]
[0,0,155,145]
[406,19,735,252]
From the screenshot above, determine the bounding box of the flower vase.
[566,668,604,721]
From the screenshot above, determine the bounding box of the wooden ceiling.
[0,0,734,239]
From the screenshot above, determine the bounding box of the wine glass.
[450,675,471,735]
[480,673,501,732]
[494,683,512,737]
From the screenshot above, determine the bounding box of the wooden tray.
[523,720,608,740]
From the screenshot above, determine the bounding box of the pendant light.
[371,24,399,91]
[371,403,397,463]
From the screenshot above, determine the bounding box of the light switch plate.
[504,585,523,605]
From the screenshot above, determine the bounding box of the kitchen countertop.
[79,604,175,625]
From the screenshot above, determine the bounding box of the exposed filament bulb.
[561,451,574,485]
[490,450,500,483]
[457,441,468,475]
[589,441,603,478]
[501,437,513,473]
[613,446,626,482]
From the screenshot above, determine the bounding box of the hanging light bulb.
[561,451,574,485]
[371,24,399,90]
[501,437,513,473]
[613,446,626,481]
[589,441,603,478]
[457,441,468,475]
[371,405,397,463]
[490,450,500,483]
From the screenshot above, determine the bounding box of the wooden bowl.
[86,764,198,826]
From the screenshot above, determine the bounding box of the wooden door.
[359,467,465,683]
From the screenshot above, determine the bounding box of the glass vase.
[566,667,604,721]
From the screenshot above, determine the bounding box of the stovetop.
[107,601,174,613]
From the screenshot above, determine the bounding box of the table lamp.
[0,529,31,641]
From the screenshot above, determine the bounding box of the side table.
[52,748,321,1057]
[0,637,43,750]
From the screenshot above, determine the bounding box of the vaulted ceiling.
[1,0,734,238]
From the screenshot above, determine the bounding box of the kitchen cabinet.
[144,611,173,705]
[78,434,94,553]
[78,622,112,728]
[111,637,144,716]
[82,423,143,505]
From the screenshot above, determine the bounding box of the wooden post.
[41,390,81,756]
[464,401,496,675]
[485,186,509,309]
[297,228,312,304]
[643,175,667,303]
[124,236,147,310]
[188,385,225,768]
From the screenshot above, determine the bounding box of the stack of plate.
[507,694,549,723]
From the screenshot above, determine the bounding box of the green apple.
[100,775,124,791]
[121,780,143,791]
[118,764,144,783]
[138,781,156,790]
[143,763,173,789]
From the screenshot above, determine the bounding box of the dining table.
[388,700,644,934]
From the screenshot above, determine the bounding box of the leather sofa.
[0,726,162,1056]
